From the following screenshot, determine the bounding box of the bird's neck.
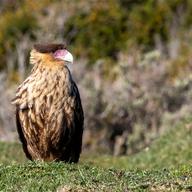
[30,49,73,85]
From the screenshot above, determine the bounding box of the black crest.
[34,43,67,53]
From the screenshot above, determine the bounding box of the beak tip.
[64,51,73,63]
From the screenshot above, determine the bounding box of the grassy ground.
[0,118,191,191]
[83,120,192,170]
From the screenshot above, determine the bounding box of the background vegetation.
[0,0,191,154]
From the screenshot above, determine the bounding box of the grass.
[0,162,191,191]
[0,117,191,191]
[83,120,192,170]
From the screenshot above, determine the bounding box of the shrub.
[64,0,127,63]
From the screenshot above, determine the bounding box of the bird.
[12,43,84,163]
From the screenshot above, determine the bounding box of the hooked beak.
[63,50,73,63]
[53,49,73,63]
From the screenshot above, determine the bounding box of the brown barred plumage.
[12,45,84,163]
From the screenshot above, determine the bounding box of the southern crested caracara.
[12,43,84,163]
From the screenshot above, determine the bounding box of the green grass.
[83,120,192,170]
[0,162,191,191]
[0,117,191,191]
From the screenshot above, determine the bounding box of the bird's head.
[33,43,73,64]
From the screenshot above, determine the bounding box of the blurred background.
[0,0,192,156]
